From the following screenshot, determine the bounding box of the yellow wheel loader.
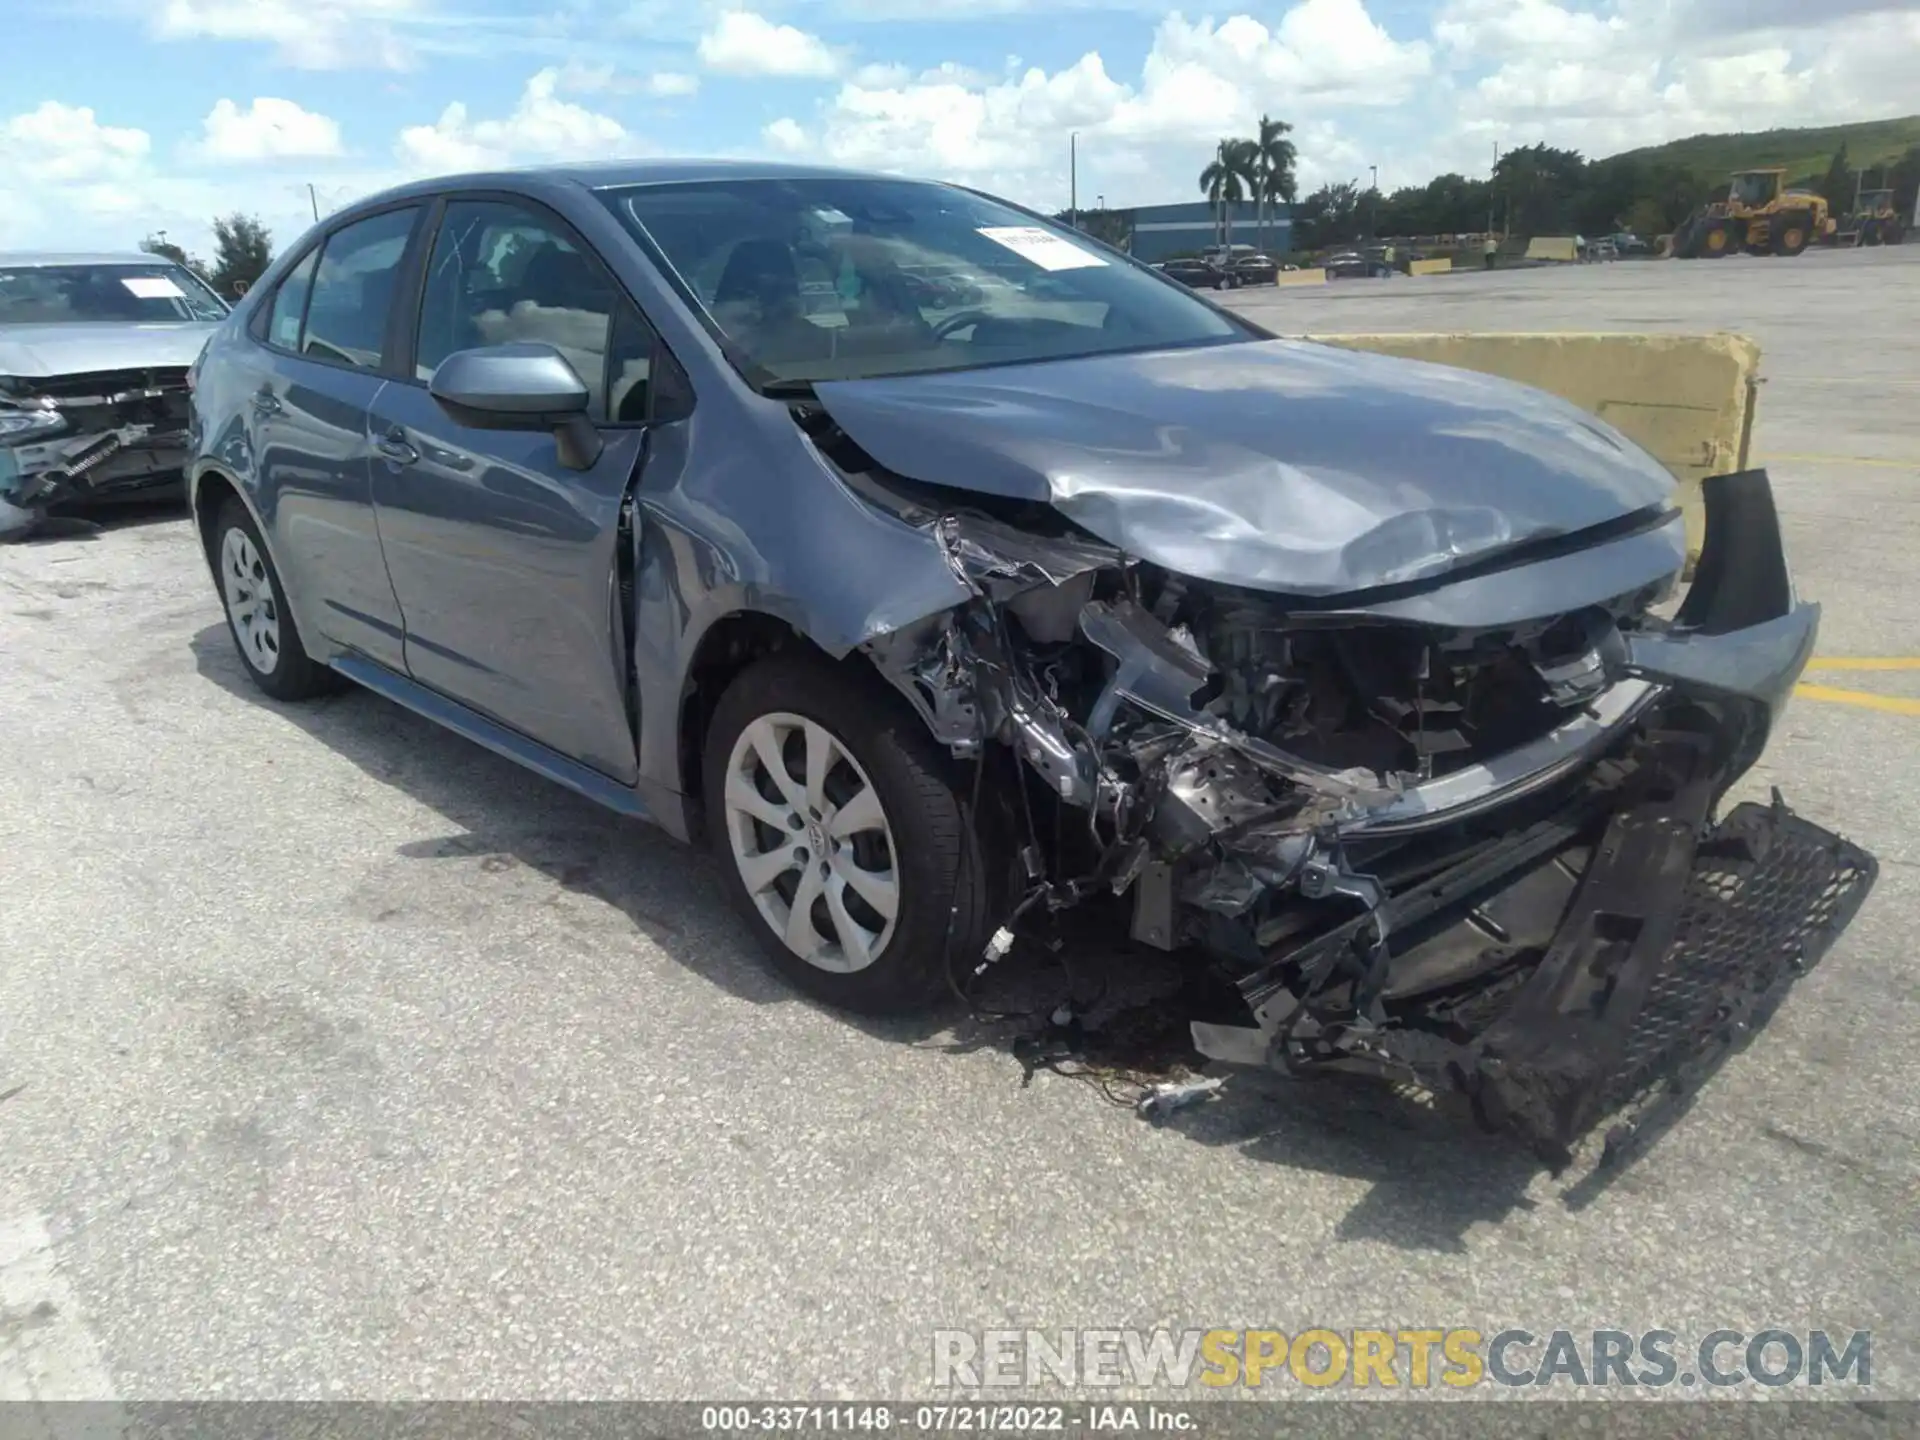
[1670,169,1836,259]
[1834,189,1908,247]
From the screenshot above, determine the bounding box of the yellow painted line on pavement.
[1794,684,1920,717]
[1755,451,1916,470]
[1803,657,1920,672]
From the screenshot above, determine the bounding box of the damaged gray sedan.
[1,251,228,538]
[186,163,1875,1164]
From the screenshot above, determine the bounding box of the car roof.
[0,251,172,267]
[334,157,958,215]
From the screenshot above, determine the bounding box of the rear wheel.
[210,496,340,701]
[703,652,993,1015]
[1773,213,1812,256]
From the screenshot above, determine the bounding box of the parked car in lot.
[1228,252,1280,285]
[1323,249,1395,279]
[1157,256,1237,290]
[0,251,229,538]
[1607,231,1651,257]
[186,159,1873,1162]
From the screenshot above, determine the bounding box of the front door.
[368,196,665,783]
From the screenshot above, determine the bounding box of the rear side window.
[264,248,317,350]
[300,207,420,371]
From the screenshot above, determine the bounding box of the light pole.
[1370,164,1378,238]
[1069,132,1079,230]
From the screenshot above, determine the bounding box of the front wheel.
[703,652,993,1014]
[210,496,340,701]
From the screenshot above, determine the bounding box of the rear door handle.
[376,426,419,466]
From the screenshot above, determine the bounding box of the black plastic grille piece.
[1606,799,1877,1106]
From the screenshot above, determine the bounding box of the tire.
[1700,222,1734,258]
[1773,213,1812,256]
[209,495,340,701]
[1862,220,1884,247]
[703,651,994,1015]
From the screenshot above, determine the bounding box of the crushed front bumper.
[1200,471,1878,1162]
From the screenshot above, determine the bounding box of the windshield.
[599,176,1247,387]
[0,262,229,325]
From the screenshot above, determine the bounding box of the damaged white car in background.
[0,251,227,539]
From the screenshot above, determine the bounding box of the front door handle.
[376,426,419,466]
[250,390,283,417]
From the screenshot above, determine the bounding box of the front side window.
[0,262,228,325]
[415,198,656,422]
[300,207,420,371]
[597,177,1248,388]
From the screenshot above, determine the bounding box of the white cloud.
[190,98,345,163]
[697,10,841,79]
[648,72,702,98]
[154,0,416,70]
[764,117,810,153]
[395,67,637,173]
[2,102,151,185]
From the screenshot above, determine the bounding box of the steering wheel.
[931,309,994,342]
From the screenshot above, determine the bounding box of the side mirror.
[428,343,601,470]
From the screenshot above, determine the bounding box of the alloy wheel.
[221,527,281,675]
[723,712,900,973]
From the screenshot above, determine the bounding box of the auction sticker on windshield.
[977,226,1108,271]
[122,276,185,299]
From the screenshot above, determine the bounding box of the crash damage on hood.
[792,347,1877,1169]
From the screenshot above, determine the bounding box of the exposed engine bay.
[0,367,192,538]
[842,454,1877,1168]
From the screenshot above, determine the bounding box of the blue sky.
[3,1,1915,256]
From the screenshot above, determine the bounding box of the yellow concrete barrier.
[1304,332,1763,564]
[1525,236,1580,262]
[1274,267,1327,286]
[1409,257,1453,276]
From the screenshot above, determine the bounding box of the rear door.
[242,204,424,669]
[367,193,671,783]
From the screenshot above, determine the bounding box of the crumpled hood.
[812,338,1679,597]
[0,323,217,380]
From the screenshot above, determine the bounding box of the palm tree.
[1199,139,1256,247]
[1253,115,1298,251]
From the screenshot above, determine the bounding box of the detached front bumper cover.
[1220,471,1877,1164]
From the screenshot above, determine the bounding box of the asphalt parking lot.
[2,245,1917,1407]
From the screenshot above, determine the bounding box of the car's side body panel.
[367,382,650,783]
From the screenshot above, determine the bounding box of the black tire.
[209,495,341,701]
[1862,220,1884,247]
[1773,212,1812,256]
[1700,221,1735,258]
[702,651,994,1015]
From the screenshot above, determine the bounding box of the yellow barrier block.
[1525,236,1580,262]
[1303,332,1763,565]
[1409,257,1453,276]
[1274,268,1327,286]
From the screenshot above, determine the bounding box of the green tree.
[1198,138,1256,246]
[1492,143,1587,237]
[1817,143,1854,213]
[1887,144,1920,224]
[1292,181,1362,250]
[209,213,274,298]
[1252,115,1297,252]
[139,232,208,277]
